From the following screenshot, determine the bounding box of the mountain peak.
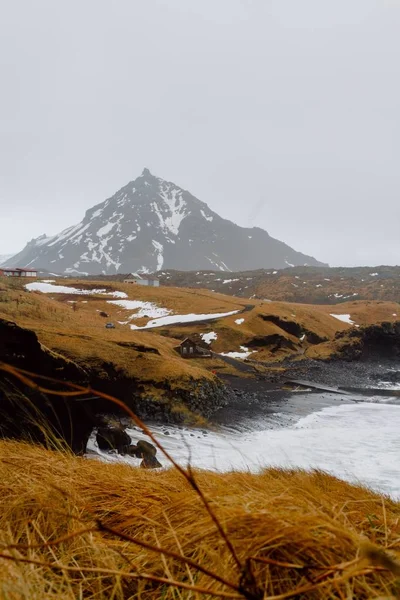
[140,167,154,178]
[5,172,327,274]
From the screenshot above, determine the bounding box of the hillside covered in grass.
[1,276,399,386]
[0,275,398,449]
[0,439,399,599]
[155,265,400,305]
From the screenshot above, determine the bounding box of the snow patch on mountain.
[158,185,188,235]
[152,240,164,270]
[97,222,117,237]
[200,209,213,222]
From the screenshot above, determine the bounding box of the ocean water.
[88,391,400,499]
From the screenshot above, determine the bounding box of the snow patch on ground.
[235,318,245,325]
[130,310,240,330]
[200,332,217,344]
[220,346,256,359]
[330,313,357,326]
[25,282,127,298]
[107,300,171,320]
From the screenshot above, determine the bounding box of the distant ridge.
[5,169,327,274]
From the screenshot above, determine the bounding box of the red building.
[0,267,38,278]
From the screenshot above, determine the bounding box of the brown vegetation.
[158,266,400,305]
[0,439,399,599]
[1,278,399,379]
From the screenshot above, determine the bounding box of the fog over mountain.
[1,1,400,266]
[5,170,326,275]
[0,255,13,267]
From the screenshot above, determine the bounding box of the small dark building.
[179,337,212,358]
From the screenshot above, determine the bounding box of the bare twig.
[0,552,243,599]
[0,363,245,590]
[96,520,240,592]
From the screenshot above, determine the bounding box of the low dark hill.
[155,265,400,304]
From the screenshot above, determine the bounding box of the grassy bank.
[0,440,399,598]
[1,277,399,381]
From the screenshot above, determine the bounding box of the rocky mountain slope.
[5,169,326,275]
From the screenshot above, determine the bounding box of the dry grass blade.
[0,362,244,571]
[96,520,240,592]
[0,362,400,599]
[0,553,243,598]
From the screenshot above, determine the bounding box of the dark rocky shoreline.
[211,358,400,429]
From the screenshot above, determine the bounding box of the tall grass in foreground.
[0,364,400,598]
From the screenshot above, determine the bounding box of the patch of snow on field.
[370,273,379,277]
[221,346,256,359]
[26,282,127,298]
[130,310,240,330]
[200,332,217,344]
[108,299,171,319]
[109,291,128,298]
[235,318,244,325]
[330,313,357,325]
[222,279,239,284]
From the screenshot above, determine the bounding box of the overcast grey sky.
[0,0,399,266]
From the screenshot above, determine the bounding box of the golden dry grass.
[1,277,399,374]
[0,439,399,599]
[249,270,400,305]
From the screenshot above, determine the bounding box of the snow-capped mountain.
[5,169,327,274]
